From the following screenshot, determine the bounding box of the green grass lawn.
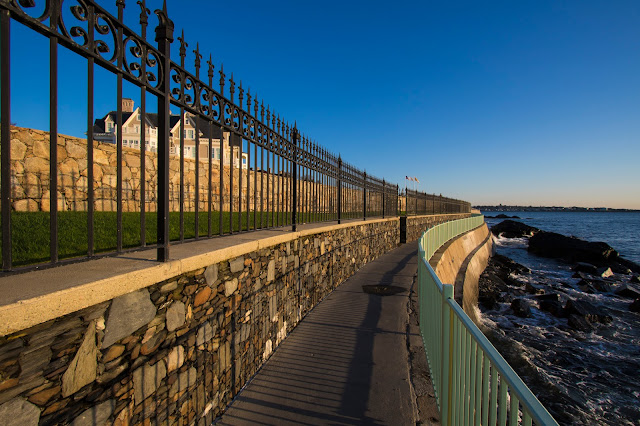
[4,210,301,267]
[2,209,399,267]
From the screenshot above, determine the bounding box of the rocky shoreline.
[477,220,640,424]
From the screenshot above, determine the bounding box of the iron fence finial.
[194,42,202,77]
[219,62,225,95]
[207,54,214,85]
[178,29,187,64]
[229,72,235,101]
[154,2,174,42]
[137,0,150,36]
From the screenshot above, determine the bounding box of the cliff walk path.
[217,241,440,425]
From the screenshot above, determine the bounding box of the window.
[135,126,139,133]
[188,130,194,139]
[107,122,113,132]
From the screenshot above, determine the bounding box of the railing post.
[363,170,366,221]
[442,282,454,426]
[382,178,385,219]
[337,155,342,224]
[1,9,11,270]
[155,4,174,262]
[396,184,399,216]
[291,124,298,232]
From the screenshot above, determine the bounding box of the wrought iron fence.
[405,189,470,216]
[0,0,469,272]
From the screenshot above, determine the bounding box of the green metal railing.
[417,216,557,426]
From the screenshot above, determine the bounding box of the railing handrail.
[417,216,558,426]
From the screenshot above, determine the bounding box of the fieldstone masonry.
[8,126,363,214]
[0,215,466,425]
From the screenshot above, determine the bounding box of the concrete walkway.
[218,242,435,425]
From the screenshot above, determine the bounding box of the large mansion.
[93,98,248,168]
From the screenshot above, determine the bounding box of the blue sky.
[8,0,640,208]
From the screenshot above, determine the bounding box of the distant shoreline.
[475,206,640,213]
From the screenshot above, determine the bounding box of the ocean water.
[483,211,640,264]
[479,211,640,425]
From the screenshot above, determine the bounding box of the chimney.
[122,98,134,113]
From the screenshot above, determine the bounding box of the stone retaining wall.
[0,214,465,425]
[8,126,376,214]
[0,218,404,425]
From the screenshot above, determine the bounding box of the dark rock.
[593,281,613,293]
[630,275,640,284]
[493,254,531,276]
[596,267,613,278]
[610,263,632,275]
[535,293,562,302]
[573,262,598,275]
[615,285,640,299]
[528,231,619,266]
[568,314,593,332]
[540,300,565,317]
[564,299,612,324]
[577,280,596,294]
[479,292,499,310]
[505,275,525,288]
[510,298,532,318]
[524,282,545,295]
[630,299,640,313]
[617,258,640,274]
[573,271,591,281]
[491,220,539,239]
[478,269,509,310]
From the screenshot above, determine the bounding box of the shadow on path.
[218,243,419,425]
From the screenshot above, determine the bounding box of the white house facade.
[94,98,248,168]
